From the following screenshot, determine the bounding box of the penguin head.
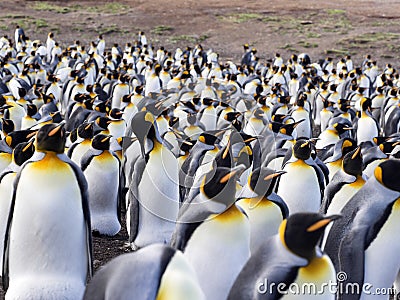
[77,122,94,140]
[109,108,123,120]
[91,134,111,151]
[202,165,245,207]
[35,123,66,153]
[26,104,38,117]
[360,97,372,112]
[293,139,311,160]
[130,111,162,156]
[342,146,363,176]
[13,140,35,166]
[247,167,286,197]
[198,132,218,146]
[340,138,357,156]
[279,119,304,137]
[280,213,341,261]
[374,159,400,191]
[1,118,15,135]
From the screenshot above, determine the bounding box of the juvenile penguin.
[324,159,400,300]
[127,111,179,249]
[171,165,249,300]
[81,134,121,236]
[228,212,340,300]
[237,167,289,254]
[2,123,92,299]
[83,243,205,300]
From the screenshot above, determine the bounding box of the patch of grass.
[169,34,197,44]
[31,2,73,14]
[279,43,297,52]
[221,13,263,23]
[0,24,8,30]
[326,9,346,15]
[198,34,209,42]
[87,3,129,14]
[305,32,321,39]
[34,19,48,29]
[3,14,25,19]
[298,41,318,48]
[151,25,173,35]
[324,48,350,55]
[96,24,127,34]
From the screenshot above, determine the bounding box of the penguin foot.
[130,242,140,251]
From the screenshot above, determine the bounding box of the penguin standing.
[127,111,179,249]
[228,212,340,300]
[0,141,34,274]
[237,167,288,254]
[83,244,205,300]
[277,139,325,214]
[67,122,94,165]
[171,165,249,300]
[324,159,400,300]
[356,97,379,145]
[81,134,121,236]
[2,123,92,299]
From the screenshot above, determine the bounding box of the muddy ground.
[0,0,400,297]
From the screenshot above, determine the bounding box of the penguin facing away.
[2,123,92,299]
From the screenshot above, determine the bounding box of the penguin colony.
[0,28,399,300]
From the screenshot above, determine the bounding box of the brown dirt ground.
[1,0,400,297]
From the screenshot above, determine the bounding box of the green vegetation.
[298,41,318,48]
[220,13,263,23]
[326,9,346,15]
[151,25,173,35]
[170,34,197,43]
[31,2,73,14]
[87,3,129,14]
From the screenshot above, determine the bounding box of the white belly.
[277,162,321,214]
[357,117,378,144]
[0,172,16,273]
[84,152,120,236]
[7,158,88,299]
[184,210,250,300]
[362,200,400,300]
[134,147,179,247]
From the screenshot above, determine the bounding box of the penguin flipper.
[337,229,366,300]
[267,193,289,218]
[80,149,102,172]
[127,157,146,244]
[2,153,45,290]
[59,154,93,279]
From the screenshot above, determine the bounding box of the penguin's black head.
[214,142,234,169]
[96,116,111,130]
[293,139,311,160]
[340,138,357,156]
[249,167,286,197]
[26,104,38,117]
[360,97,372,112]
[1,118,15,135]
[109,108,123,120]
[13,140,35,166]
[202,165,245,206]
[333,122,352,135]
[280,119,305,137]
[343,146,363,176]
[281,213,341,261]
[198,133,218,146]
[374,159,400,191]
[77,122,94,140]
[91,134,111,151]
[36,123,66,153]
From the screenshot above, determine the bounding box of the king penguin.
[324,159,400,300]
[67,122,94,165]
[81,134,121,236]
[228,212,340,300]
[0,141,35,274]
[127,111,179,249]
[171,165,249,300]
[2,123,92,299]
[83,243,205,300]
[276,139,325,214]
[236,166,289,254]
